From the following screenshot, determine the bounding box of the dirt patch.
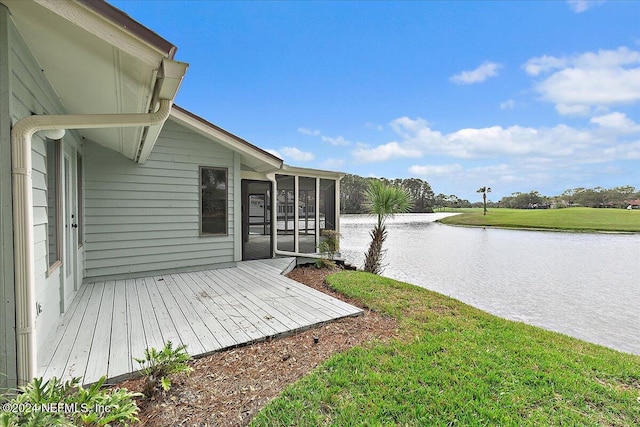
[114,266,398,426]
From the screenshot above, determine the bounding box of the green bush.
[0,376,140,426]
[316,229,340,268]
[134,341,193,397]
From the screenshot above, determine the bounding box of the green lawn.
[438,207,640,232]
[252,271,640,426]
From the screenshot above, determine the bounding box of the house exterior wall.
[0,4,16,388]
[83,118,238,281]
[6,11,85,368]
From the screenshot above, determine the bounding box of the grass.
[438,207,640,232]
[252,271,640,426]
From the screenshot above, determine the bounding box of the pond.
[340,213,640,355]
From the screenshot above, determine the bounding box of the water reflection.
[340,213,640,354]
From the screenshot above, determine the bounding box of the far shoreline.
[436,221,640,235]
[436,207,640,234]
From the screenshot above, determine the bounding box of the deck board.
[84,280,115,381]
[39,258,363,384]
[108,279,131,379]
[169,273,236,348]
[218,268,306,329]
[156,277,207,355]
[65,283,104,380]
[125,278,148,368]
[202,269,289,334]
[163,274,222,350]
[39,282,90,377]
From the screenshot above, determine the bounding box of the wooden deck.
[38,258,362,384]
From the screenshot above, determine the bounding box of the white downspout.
[293,176,299,253]
[11,99,172,385]
[266,172,278,258]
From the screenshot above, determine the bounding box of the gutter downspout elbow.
[11,99,172,385]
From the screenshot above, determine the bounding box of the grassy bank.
[438,207,640,232]
[252,271,640,426]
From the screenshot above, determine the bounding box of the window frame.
[47,139,62,274]
[77,152,84,248]
[199,166,229,236]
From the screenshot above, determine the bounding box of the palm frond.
[364,180,413,228]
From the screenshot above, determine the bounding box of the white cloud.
[298,127,321,136]
[320,158,346,170]
[321,135,351,146]
[450,61,502,85]
[365,122,384,131]
[280,147,314,161]
[524,47,640,115]
[352,141,422,162]
[409,164,463,176]
[353,114,639,166]
[602,140,640,160]
[500,99,516,110]
[567,0,605,13]
[591,112,640,133]
[298,126,352,146]
[348,111,640,200]
[555,104,592,116]
[524,55,568,76]
[265,148,282,159]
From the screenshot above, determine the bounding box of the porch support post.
[335,178,341,237]
[293,175,299,253]
[267,173,278,257]
[315,177,320,250]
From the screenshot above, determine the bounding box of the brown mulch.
[115,266,398,427]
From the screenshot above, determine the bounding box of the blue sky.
[110,0,640,202]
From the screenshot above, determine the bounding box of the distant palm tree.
[477,186,492,215]
[363,180,413,275]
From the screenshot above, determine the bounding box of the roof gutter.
[11,98,172,385]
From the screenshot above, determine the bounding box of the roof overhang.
[280,164,345,180]
[2,0,187,161]
[170,105,284,173]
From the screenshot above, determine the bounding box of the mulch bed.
[114,266,398,426]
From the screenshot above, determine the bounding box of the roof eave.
[169,106,283,172]
[81,0,177,58]
[280,164,345,180]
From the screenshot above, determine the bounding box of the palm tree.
[363,180,413,274]
[477,186,492,215]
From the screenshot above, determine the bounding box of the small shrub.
[0,375,141,426]
[314,257,336,269]
[316,229,340,268]
[134,341,193,397]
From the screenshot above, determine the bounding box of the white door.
[61,144,78,311]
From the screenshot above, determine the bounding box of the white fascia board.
[33,0,169,67]
[280,164,345,180]
[169,108,282,172]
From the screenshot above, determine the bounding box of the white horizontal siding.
[84,119,237,280]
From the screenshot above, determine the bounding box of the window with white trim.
[200,167,228,235]
[46,140,61,269]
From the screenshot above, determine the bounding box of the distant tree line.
[498,186,640,209]
[340,174,475,214]
[341,175,640,214]
[341,174,438,214]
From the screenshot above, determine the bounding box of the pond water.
[340,213,640,355]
